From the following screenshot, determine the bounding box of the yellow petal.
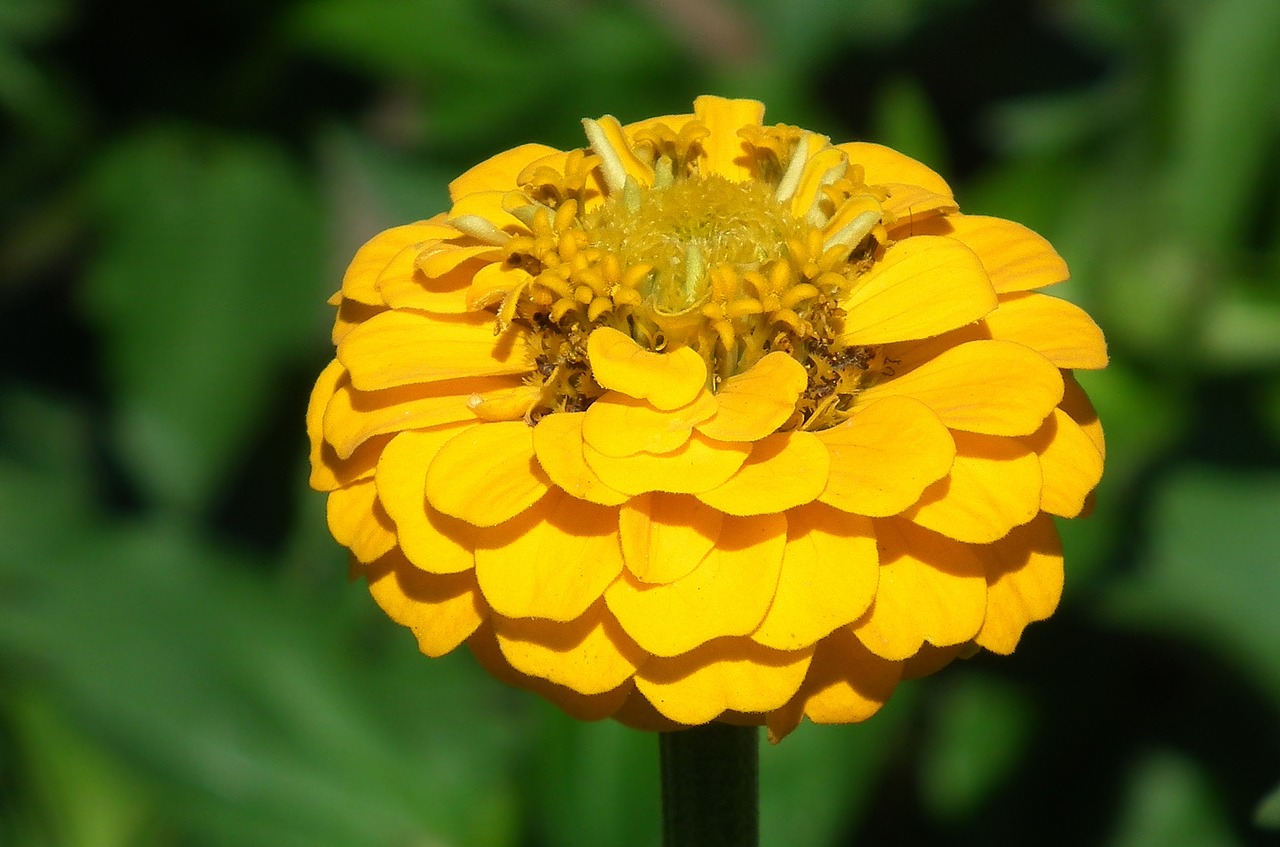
[377,243,480,314]
[416,242,500,277]
[583,431,750,496]
[768,628,902,736]
[752,504,879,650]
[308,359,383,491]
[331,297,385,346]
[605,513,786,657]
[338,311,532,391]
[692,95,765,181]
[365,549,484,657]
[1061,372,1105,461]
[837,142,954,198]
[324,374,523,460]
[531,412,630,506]
[984,292,1108,370]
[448,142,560,201]
[449,191,526,234]
[590,114,655,186]
[325,479,396,564]
[586,327,707,409]
[696,352,808,442]
[495,600,644,695]
[943,215,1069,293]
[789,143,844,219]
[375,429,477,574]
[858,339,1063,436]
[839,236,998,345]
[474,489,624,622]
[613,689,683,733]
[818,396,955,516]
[582,389,716,458]
[1022,408,1104,518]
[852,518,987,660]
[635,638,813,725]
[905,432,1043,544]
[974,515,1063,654]
[697,431,830,516]
[340,219,456,305]
[425,421,551,527]
[619,492,722,584]
[878,184,958,225]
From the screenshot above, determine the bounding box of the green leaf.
[1106,750,1237,847]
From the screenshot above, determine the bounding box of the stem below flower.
[659,722,759,847]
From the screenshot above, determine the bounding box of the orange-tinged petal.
[474,489,624,622]
[1061,372,1105,461]
[693,95,764,181]
[858,339,1063,436]
[905,431,1042,544]
[324,374,523,460]
[697,431,830,516]
[619,492,722,584]
[340,219,456,304]
[586,327,706,409]
[449,142,559,200]
[366,549,484,657]
[375,429,476,574]
[943,215,1069,293]
[425,421,551,527]
[818,396,955,516]
[753,504,879,650]
[838,142,953,198]
[583,431,750,496]
[531,412,629,506]
[495,600,644,695]
[582,389,716,458]
[768,629,902,739]
[974,515,1063,654]
[339,311,532,391]
[606,513,786,656]
[853,518,987,660]
[984,292,1108,370]
[326,479,396,564]
[839,236,997,345]
[696,352,808,442]
[635,638,812,725]
[1023,407,1104,518]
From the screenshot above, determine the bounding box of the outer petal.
[583,432,750,496]
[752,504,879,650]
[619,493,722,584]
[817,396,955,516]
[378,245,484,314]
[838,142,953,198]
[582,389,716,458]
[449,142,560,200]
[606,513,786,657]
[365,549,484,657]
[375,429,476,574]
[940,215,1069,293]
[326,479,396,564]
[696,352,808,442]
[586,327,706,410]
[634,639,812,725]
[692,95,765,181]
[974,515,1064,654]
[531,412,629,506]
[474,489,624,622]
[852,518,987,660]
[1061,372,1105,461]
[426,421,552,527]
[331,298,385,346]
[984,292,1108,370]
[1023,407,1104,518]
[339,311,532,391]
[494,600,645,695]
[340,220,457,304]
[857,339,1063,437]
[696,431,830,516]
[904,431,1043,544]
[308,359,384,491]
[839,236,998,346]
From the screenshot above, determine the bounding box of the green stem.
[659,723,759,847]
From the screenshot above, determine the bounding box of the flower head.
[308,96,1106,740]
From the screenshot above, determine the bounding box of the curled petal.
[308,359,384,491]
[1023,408,1104,518]
[1061,372,1105,461]
[583,432,750,495]
[340,219,456,304]
[366,549,485,657]
[619,493,722,584]
[975,515,1064,654]
[325,479,396,564]
[582,390,716,458]
[586,327,707,409]
[495,600,645,695]
[426,422,551,527]
[375,429,476,574]
[697,352,808,442]
[838,141,952,198]
[697,431,830,516]
[984,292,1108,370]
[531,412,629,506]
[378,246,484,314]
[449,142,560,201]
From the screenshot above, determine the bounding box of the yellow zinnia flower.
[308,95,1106,741]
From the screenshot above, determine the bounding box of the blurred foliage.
[2,0,1278,845]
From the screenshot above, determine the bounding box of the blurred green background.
[3,0,1279,844]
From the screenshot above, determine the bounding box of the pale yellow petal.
[984,292,1108,369]
[618,492,722,584]
[817,396,955,516]
[474,489,624,622]
[365,549,484,657]
[1023,407,1104,518]
[692,95,765,181]
[583,432,750,496]
[582,389,716,458]
[839,236,997,345]
[837,142,954,198]
[904,431,1043,544]
[857,339,1063,437]
[696,431,830,516]
[495,600,644,696]
[448,142,560,201]
[696,352,808,442]
[375,429,477,574]
[591,114,655,186]
[425,421,552,527]
[752,504,879,650]
[325,479,396,564]
[605,513,786,657]
[974,515,1063,654]
[586,327,707,409]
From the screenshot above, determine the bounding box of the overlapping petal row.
[308,95,1106,740]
